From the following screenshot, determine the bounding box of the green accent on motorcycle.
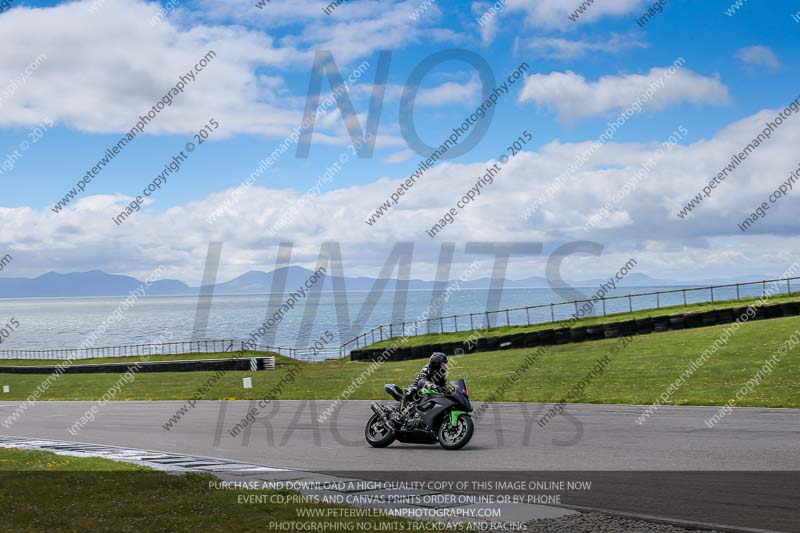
[420,388,438,395]
[450,410,466,427]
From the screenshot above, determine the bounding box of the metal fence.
[0,339,298,361]
[4,276,798,361]
[338,276,800,356]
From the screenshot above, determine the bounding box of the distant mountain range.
[0,270,190,298]
[0,267,734,299]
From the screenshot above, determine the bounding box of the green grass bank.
[1,315,798,407]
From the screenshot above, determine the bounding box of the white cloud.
[384,150,415,164]
[291,1,458,65]
[736,46,781,70]
[414,77,481,106]
[193,0,457,65]
[3,105,800,282]
[0,0,456,141]
[0,0,303,137]
[519,66,729,120]
[504,0,648,29]
[528,33,649,59]
[471,1,503,45]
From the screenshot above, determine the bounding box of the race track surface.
[2,400,798,532]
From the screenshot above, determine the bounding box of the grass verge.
[0,315,798,407]
[0,448,421,532]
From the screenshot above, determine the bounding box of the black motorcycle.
[365,378,474,450]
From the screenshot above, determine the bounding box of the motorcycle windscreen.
[451,379,468,395]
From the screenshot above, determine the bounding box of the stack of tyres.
[585,326,605,340]
[669,315,686,329]
[553,327,571,344]
[684,312,705,328]
[569,326,587,343]
[653,317,670,332]
[635,317,655,334]
[763,304,783,319]
[780,301,800,317]
[714,308,736,325]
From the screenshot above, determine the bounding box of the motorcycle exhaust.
[371,401,394,431]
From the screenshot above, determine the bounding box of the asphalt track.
[1,400,798,532]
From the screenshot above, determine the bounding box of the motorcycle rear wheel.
[365,413,396,448]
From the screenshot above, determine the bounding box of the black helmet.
[429,352,448,371]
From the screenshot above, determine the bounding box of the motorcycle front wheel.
[365,413,396,448]
[437,413,474,450]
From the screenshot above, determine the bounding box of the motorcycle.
[365,378,474,450]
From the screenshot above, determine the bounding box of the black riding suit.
[401,365,447,412]
[409,364,447,392]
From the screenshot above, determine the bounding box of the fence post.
[505,310,510,327]
[710,287,714,303]
[469,313,474,330]
[602,298,606,316]
[389,324,393,338]
[628,295,632,313]
[454,316,458,332]
[788,279,791,295]
[763,280,766,297]
[736,284,740,300]
[550,304,555,323]
[683,289,687,306]
[656,292,660,308]
[574,301,579,316]
[440,317,444,333]
[485,311,491,330]
[525,307,530,325]
[379,325,383,341]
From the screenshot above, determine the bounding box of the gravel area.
[519,512,724,533]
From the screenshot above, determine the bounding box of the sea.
[0,281,778,360]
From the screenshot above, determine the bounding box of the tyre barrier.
[349,301,800,362]
[669,316,686,330]
[569,327,587,343]
[553,328,571,344]
[684,313,705,329]
[714,308,735,325]
[635,317,654,335]
[0,357,275,374]
[585,326,605,341]
[653,317,670,333]
[781,302,800,316]
[618,320,637,336]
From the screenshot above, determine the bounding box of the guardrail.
[338,276,800,356]
[0,339,298,361]
[5,276,798,361]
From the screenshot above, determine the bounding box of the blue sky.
[1,0,799,283]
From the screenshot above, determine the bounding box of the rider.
[399,352,449,414]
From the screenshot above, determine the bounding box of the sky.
[0,0,799,284]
